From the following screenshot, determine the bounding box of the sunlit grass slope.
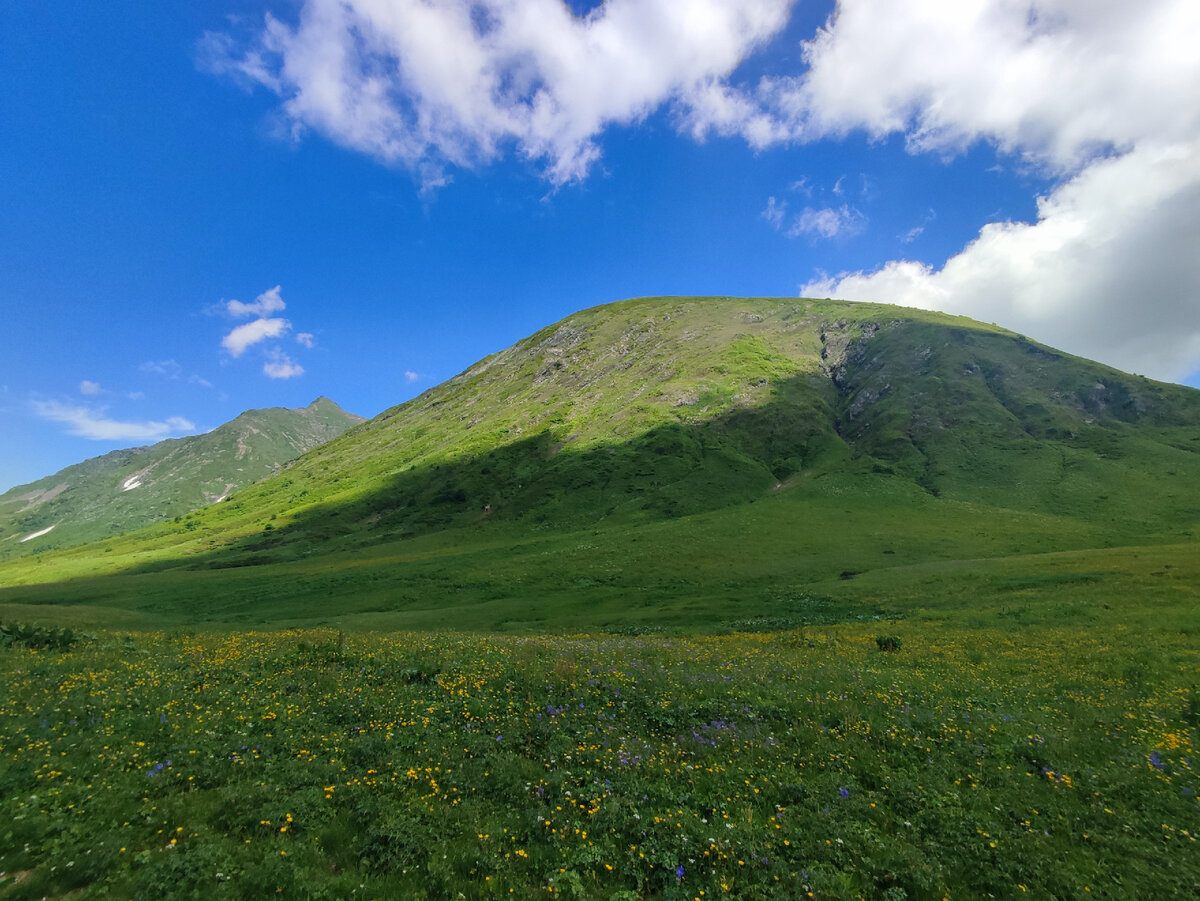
[1,296,1198,629]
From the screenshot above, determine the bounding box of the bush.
[0,621,90,651]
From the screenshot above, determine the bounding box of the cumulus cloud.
[263,348,305,379]
[226,284,286,318]
[689,0,1200,170]
[79,380,101,395]
[33,400,196,442]
[205,0,1200,377]
[804,140,1200,381]
[202,0,792,185]
[773,0,1200,382]
[221,317,291,357]
[215,286,315,376]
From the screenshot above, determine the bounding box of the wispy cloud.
[32,400,196,442]
[295,332,315,348]
[140,359,183,379]
[761,196,786,229]
[787,205,865,239]
[79,380,101,395]
[763,195,865,240]
[404,370,419,383]
[900,209,936,244]
[263,348,304,379]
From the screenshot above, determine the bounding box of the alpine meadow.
[2,297,1198,898]
[5,0,1200,895]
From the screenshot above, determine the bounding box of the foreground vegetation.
[2,298,1197,896]
[2,612,1196,899]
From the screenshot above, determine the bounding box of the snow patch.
[20,525,55,543]
[121,476,143,491]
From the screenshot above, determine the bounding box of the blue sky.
[2,0,1198,492]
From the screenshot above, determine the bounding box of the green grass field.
[2,297,1198,897]
[2,588,1197,899]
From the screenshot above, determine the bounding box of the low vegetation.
[1,297,1197,897]
[2,601,1197,899]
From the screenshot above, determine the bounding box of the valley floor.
[1,613,1197,899]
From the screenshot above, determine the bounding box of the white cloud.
[204,0,793,185]
[226,284,286,318]
[804,140,1200,381]
[295,332,315,348]
[222,317,291,357]
[689,0,1200,171]
[79,380,101,395]
[263,348,305,379]
[140,359,183,379]
[761,196,785,229]
[763,196,864,240]
[763,0,1200,382]
[404,370,419,383]
[206,0,1200,377]
[32,400,196,442]
[788,205,865,239]
[900,209,936,244]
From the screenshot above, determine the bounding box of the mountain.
[1,297,1198,630]
[0,397,364,559]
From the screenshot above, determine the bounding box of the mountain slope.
[1,297,1198,629]
[0,397,364,559]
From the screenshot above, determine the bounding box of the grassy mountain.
[1,296,1198,630]
[0,397,364,560]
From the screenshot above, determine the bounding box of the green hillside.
[1,296,1198,630]
[0,397,363,561]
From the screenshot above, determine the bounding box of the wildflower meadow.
[1,618,1197,899]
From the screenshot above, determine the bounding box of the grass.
[1,592,1197,899]
[1,296,1198,896]
[0,398,361,562]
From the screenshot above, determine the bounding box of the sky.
[2,0,1198,492]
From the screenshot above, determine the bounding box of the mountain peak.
[0,396,364,558]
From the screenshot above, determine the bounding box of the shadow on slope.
[4,323,1200,631]
[145,373,854,573]
[126,343,1200,583]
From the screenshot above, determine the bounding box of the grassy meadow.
[2,576,1198,899]
[2,298,1198,897]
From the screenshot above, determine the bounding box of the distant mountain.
[0,397,364,558]
[1,297,1198,630]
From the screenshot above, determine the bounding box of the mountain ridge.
[0,396,364,558]
[1,296,1197,630]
